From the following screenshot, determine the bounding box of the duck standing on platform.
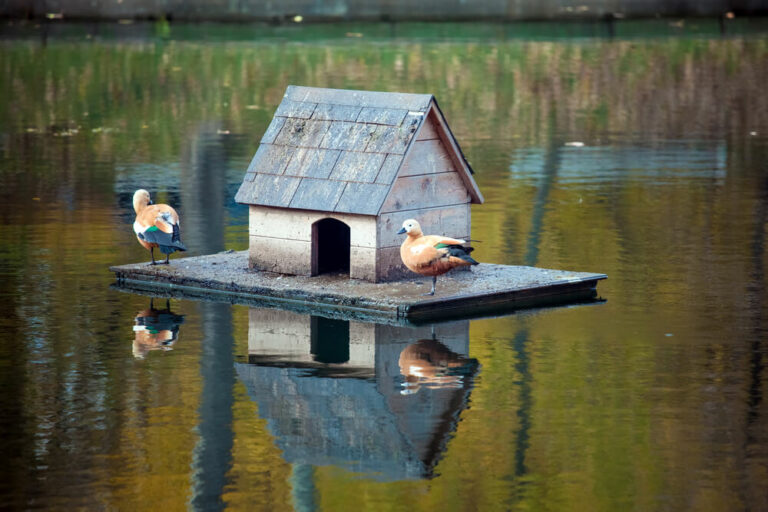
[397,219,478,296]
[132,189,187,265]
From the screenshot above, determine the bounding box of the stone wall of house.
[248,205,378,281]
[3,0,765,21]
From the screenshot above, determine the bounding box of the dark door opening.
[312,218,350,276]
[310,316,350,364]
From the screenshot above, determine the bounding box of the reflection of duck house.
[235,86,483,282]
[236,308,479,480]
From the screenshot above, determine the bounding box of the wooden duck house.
[235,86,483,282]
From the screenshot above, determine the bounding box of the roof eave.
[428,100,484,205]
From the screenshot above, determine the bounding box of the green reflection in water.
[0,21,767,511]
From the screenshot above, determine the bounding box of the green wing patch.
[435,243,450,249]
[146,226,160,232]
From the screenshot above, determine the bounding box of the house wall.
[375,112,472,281]
[249,205,377,280]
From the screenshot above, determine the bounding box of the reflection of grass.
[7,19,768,42]
[1,30,767,189]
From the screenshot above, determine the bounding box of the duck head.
[397,219,423,237]
[132,189,152,214]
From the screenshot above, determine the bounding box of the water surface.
[1,21,767,511]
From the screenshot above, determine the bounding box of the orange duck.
[397,219,478,296]
[132,189,186,265]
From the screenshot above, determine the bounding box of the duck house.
[235,86,483,282]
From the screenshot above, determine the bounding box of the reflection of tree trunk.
[514,112,561,476]
[512,328,531,477]
[524,113,562,267]
[180,122,228,256]
[747,167,767,433]
[190,302,235,512]
[184,123,235,511]
[290,463,317,512]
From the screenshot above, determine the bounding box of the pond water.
[1,20,768,511]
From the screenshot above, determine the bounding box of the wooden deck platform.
[110,251,606,324]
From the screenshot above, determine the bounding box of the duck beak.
[397,227,406,235]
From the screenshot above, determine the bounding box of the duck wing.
[135,205,187,254]
[425,235,478,265]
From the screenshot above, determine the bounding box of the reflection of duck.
[132,299,185,359]
[398,338,479,394]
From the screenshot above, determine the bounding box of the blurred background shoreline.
[2,0,768,23]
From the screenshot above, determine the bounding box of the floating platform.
[110,251,606,323]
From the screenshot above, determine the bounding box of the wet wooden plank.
[399,139,455,177]
[334,183,390,216]
[312,103,362,122]
[288,178,346,211]
[246,143,292,175]
[235,174,301,207]
[111,251,607,322]
[274,99,317,119]
[380,171,469,213]
[260,116,287,144]
[377,204,470,248]
[374,154,404,185]
[273,118,332,148]
[286,86,432,112]
[283,147,341,179]
[319,121,377,151]
[357,107,408,126]
[329,151,386,183]
[415,117,439,140]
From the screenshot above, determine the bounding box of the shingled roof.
[235,85,479,215]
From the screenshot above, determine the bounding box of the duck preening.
[397,218,479,296]
[132,189,187,265]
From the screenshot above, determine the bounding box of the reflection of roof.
[234,85,478,215]
[235,357,478,481]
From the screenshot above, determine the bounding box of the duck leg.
[422,276,437,296]
[149,247,157,265]
[162,252,170,265]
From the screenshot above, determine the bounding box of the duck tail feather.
[446,245,479,264]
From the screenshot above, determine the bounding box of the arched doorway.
[311,218,350,276]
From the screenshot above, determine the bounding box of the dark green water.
[1,21,768,511]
